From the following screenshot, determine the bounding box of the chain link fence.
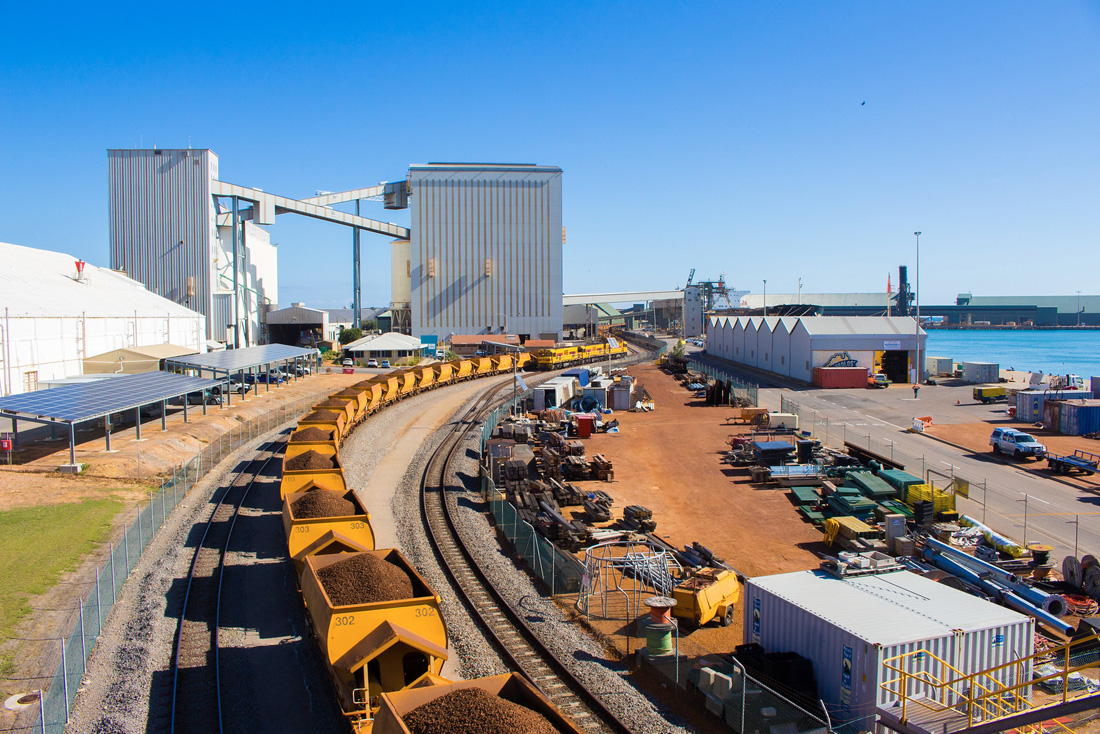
[7,385,338,734]
[686,357,760,407]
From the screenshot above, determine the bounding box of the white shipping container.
[961,361,1000,384]
[925,356,954,377]
[744,569,1033,728]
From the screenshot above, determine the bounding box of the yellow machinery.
[301,550,448,719]
[473,357,493,376]
[313,396,357,425]
[671,568,741,627]
[372,673,587,734]
[366,376,401,406]
[283,490,374,572]
[449,358,473,381]
[973,386,1007,404]
[289,428,338,454]
[394,369,417,397]
[490,353,513,374]
[413,365,435,391]
[332,388,371,423]
[431,362,454,386]
[280,443,346,498]
[297,409,347,444]
[515,352,531,370]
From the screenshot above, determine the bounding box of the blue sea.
[924,330,1100,378]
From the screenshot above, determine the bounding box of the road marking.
[1004,511,1100,517]
[855,411,907,430]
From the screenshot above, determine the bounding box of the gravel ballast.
[291,490,358,519]
[316,553,414,606]
[401,687,557,734]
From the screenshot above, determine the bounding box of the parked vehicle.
[380,360,391,368]
[868,373,891,389]
[342,358,354,367]
[1050,374,1086,390]
[366,359,379,368]
[973,386,1006,404]
[169,391,222,406]
[671,568,740,627]
[212,380,248,396]
[990,427,1046,459]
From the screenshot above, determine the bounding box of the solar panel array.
[0,372,224,423]
[164,344,317,373]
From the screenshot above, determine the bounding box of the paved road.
[761,385,1100,564]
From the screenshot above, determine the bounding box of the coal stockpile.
[401,688,557,734]
[284,450,338,471]
[290,427,334,442]
[316,553,415,606]
[292,491,357,519]
[305,410,341,422]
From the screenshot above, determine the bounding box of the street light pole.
[762,279,767,317]
[914,231,921,385]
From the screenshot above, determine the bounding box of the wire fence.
[686,357,760,407]
[5,385,338,734]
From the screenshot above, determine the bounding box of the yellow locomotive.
[530,339,628,370]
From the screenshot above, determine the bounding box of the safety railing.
[880,633,1099,734]
[10,384,341,734]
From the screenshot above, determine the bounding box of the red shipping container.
[813,367,869,389]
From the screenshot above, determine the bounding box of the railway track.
[420,381,633,734]
[166,431,287,734]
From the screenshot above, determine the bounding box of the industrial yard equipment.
[1046,449,1099,475]
[671,568,741,627]
[973,386,1007,403]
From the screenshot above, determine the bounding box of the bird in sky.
[861,101,866,106]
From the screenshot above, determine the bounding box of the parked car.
[212,380,248,396]
[243,371,284,384]
[366,359,379,368]
[475,349,487,357]
[169,391,222,406]
[990,428,1046,459]
[868,373,891,389]
[294,364,311,376]
[380,360,391,368]
[342,358,354,367]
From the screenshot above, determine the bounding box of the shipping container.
[1058,399,1100,436]
[1015,389,1094,423]
[813,367,869,389]
[744,569,1033,728]
[924,356,954,377]
[533,376,578,411]
[960,362,1000,384]
[563,368,590,387]
[1092,376,1100,399]
[1045,400,1063,432]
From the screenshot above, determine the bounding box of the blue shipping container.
[1059,400,1100,436]
[1015,390,1093,423]
[563,368,590,387]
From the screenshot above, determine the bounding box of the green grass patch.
[0,499,122,647]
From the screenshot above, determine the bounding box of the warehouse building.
[392,163,563,342]
[108,148,278,347]
[706,315,927,384]
[0,242,206,396]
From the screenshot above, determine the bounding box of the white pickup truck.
[990,427,1046,460]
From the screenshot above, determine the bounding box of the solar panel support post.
[201,391,207,416]
[266,363,270,393]
[183,400,188,424]
[104,414,111,452]
[135,408,141,440]
[224,372,231,408]
[68,422,76,465]
[10,417,15,448]
[161,401,167,430]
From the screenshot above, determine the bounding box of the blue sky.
[2,2,1098,308]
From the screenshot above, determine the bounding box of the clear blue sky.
[2,2,1098,308]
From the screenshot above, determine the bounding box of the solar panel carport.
[0,371,226,467]
[164,344,319,402]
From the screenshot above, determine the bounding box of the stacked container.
[1016,389,1094,423]
[1058,399,1100,435]
[960,362,999,384]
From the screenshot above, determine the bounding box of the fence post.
[123,524,129,571]
[137,506,142,549]
[109,542,116,597]
[78,596,86,663]
[94,567,101,633]
[38,689,45,734]
[60,637,69,719]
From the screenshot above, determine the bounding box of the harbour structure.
[0,242,205,397]
[392,163,564,341]
[705,315,927,384]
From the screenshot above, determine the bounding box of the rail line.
[419,380,633,734]
[166,431,287,734]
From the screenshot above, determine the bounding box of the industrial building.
[390,163,564,341]
[705,315,927,384]
[0,242,206,396]
[265,304,387,347]
[342,332,426,362]
[109,149,278,347]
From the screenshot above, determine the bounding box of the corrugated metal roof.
[966,295,1100,313]
[0,242,204,319]
[741,293,893,309]
[345,332,424,352]
[749,569,1027,645]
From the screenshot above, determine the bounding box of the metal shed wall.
[744,570,1033,727]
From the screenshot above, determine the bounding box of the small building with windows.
[343,332,427,363]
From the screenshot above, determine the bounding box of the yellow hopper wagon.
[283,489,375,573]
[280,443,345,498]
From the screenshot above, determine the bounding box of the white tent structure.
[0,242,206,396]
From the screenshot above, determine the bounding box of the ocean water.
[924,330,1100,378]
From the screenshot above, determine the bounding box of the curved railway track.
[166,431,288,734]
[420,381,633,734]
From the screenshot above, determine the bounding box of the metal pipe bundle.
[925,538,1066,616]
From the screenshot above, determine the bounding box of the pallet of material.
[798,506,827,524]
[826,494,877,519]
[768,464,824,487]
[789,486,822,506]
[876,499,913,519]
[846,471,897,500]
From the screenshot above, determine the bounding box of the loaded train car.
[277,351,554,729]
[531,339,628,370]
